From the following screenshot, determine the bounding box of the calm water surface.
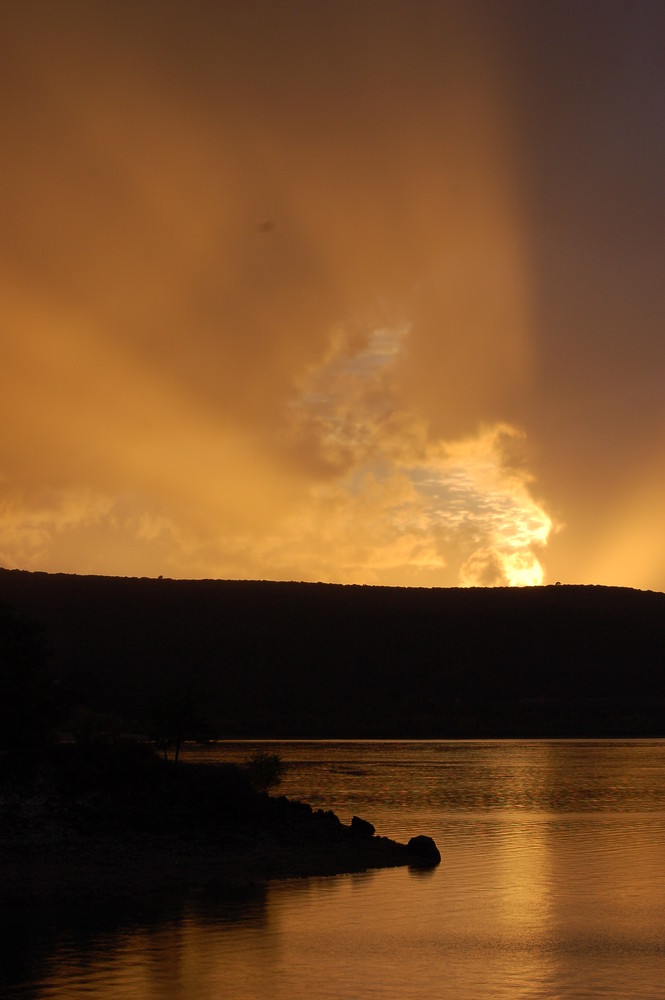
[5,740,665,998]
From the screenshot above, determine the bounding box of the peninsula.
[1,742,438,903]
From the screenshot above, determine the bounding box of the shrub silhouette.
[70,705,122,745]
[243,751,285,793]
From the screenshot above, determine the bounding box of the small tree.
[148,679,215,763]
[0,603,55,750]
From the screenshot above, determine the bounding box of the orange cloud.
[2,2,663,590]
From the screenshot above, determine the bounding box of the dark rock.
[314,809,343,833]
[407,835,441,866]
[350,815,375,838]
[316,808,341,823]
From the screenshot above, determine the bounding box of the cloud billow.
[281,324,552,586]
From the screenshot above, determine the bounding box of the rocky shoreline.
[1,745,440,902]
[1,826,418,903]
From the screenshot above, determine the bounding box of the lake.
[4,740,665,998]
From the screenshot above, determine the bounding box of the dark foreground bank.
[0,743,438,902]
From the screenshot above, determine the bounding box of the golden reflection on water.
[488,743,554,940]
[9,741,665,1000]
[482,745,558,995]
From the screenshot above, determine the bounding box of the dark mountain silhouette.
[1,568,664,738]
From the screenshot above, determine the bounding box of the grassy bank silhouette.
[0,738,413,901]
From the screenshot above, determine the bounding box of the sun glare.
[283,324,553,587]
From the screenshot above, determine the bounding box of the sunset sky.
[2,0,664,590]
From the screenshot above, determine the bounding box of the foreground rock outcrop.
[0,744,439,902]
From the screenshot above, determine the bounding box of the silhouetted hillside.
[1,569,664,737]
